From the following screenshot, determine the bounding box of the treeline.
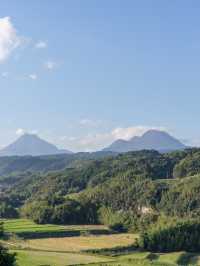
[138,217,200,252]
[21,196,98,225]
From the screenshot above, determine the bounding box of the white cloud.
[29,73,37,80]
[15,128,38,136]
[111,126,152,140]
[16,128,25,136]
[59,125,166,152]
[35,41,47,49]
[44,60,57,70]
[0,17,21,62]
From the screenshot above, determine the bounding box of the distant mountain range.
[0,130,186,157]
[0,134,72,156]
[104,130,186,153]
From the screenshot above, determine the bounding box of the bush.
[0,245,16,266]
[138,218,200,252]
[109,222,126,232]
[0,223,3,238]
[22,198,98,225]
[98,206,135,231]
[0,203,18,219]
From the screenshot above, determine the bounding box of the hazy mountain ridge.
[0,130,186,157]
[0,134,72,156]
[104,130,186,152]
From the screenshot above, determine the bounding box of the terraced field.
[2,219,200,266]
[1,219,136,266]
[13,250,200,266]
[2,218,110,238]
[23,233,134,252]
[14,249,113,266]
[79,252,200,266]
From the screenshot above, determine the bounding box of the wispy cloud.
[35,41,47,49]
[0,17,22,63]
[59,125,166,152]
[44,60,58,70]
[16,128,25,136]
[15,128,38,136]
[29,73,37,80]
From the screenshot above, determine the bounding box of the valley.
[1,148,200,265]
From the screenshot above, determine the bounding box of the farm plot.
[2,219,110,238]
[24,233,135,252]
[13,249,113,266]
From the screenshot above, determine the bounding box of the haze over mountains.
[0,130,186,156]
[104,130,186,153]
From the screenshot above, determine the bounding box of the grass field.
[2,219,200,266]
[80,252,200,265]
[13,250,200,266]
[2,219,108,233]
[2,219,110,238]
[13,249,113,266]
[24,233,135,252]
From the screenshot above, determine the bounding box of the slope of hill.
[4,149,182,201]
[4,148,200,227]
[0,134,72,156]
[0,151,116,181]
[104,130,186,152]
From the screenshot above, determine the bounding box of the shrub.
[0,223,3,238]
[22,198,98,225]
[0,245,16,266]
[138,218,200,252]
[109,222,126,232]
[0,203,18,219]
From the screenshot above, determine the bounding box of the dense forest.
[2,148,200,252]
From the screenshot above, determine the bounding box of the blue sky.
[0,0,200,151]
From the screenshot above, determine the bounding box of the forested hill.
[0,151,116,179]
[2,148,200,232]
[5,150,172,199]
[3,148,200,201]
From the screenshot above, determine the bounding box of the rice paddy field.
[2,218,110,237]
[12,250,200,266]
[2,219,200,266]
[76,252,200,266]
[14,249,113,266]
[24,233,135,252]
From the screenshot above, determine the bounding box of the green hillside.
[2,148,200,225]
[2,149,200,264]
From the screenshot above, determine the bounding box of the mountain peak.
[0,134,72,157]
[143,129,164,135]
[18,133,39,140]
[104,130,186,153]
[142,129,170,137]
